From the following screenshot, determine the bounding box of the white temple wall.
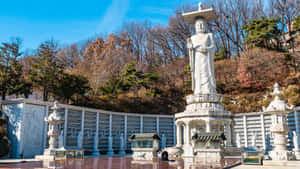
[22,103,46,158]
[1,99,175,158]
[2,98,299,158]
[232,108,300,152]
[2,103,23,158]
[2,101,47,158]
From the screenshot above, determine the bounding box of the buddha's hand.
[199,47,208,53]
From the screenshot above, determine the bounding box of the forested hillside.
[0,0,299,114]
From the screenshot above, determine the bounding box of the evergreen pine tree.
[30,40,63,101]
[0,38,31,100]
[243,17,282,50]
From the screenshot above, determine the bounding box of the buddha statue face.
[195,18,207,34]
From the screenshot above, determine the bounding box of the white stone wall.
[2,102,47,158]
[22,103,46,157]
[2,98,299,158]
[232,108,300,152]
[2,103,23,158]
[1,99,175,157]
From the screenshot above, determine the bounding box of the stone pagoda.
[264,83,294,161]
[174,2,231,158]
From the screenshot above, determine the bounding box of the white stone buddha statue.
[187,17,216,95]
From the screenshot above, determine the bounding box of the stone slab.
[0,158,40,164]
[35,155,55,161]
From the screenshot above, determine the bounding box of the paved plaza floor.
[1,157,299,169]
[0,157,240,169]
[232,165,300,169]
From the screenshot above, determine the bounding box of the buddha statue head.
[195,18,207,34]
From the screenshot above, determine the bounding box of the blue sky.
[0,0,198,50]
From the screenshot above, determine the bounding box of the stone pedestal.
[36,148,67,160]
[175,93,231,159]
[132,148,157,160]
[182,144,194,158]
[194,149,225,168]
[294,151,300,160]
[269,150,294,161]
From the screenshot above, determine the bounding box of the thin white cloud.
[98,0,130,33]
[141,6,174,16]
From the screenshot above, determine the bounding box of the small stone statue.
[119,133,125,155]
[236,133,241,148]
[107,135,114,155]
[71,128,76,137]
[161,134,167,150]
[265,135,271,154]
[77,130,83,148]
[58,130,64,148]
[293,131,299,151]
[87,129,92,138]
[92,130,100,156]
[198,2,203,10]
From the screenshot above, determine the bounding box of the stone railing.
[186,93,223,104]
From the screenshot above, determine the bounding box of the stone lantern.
[36,101,65,160]
[264,83,294,161]
[46,101,64,151]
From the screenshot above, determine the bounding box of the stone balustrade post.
[140,116,143,133]
[107,114,114,155]
[243,115,248,147]
[92,112,100,156]
[294,109,300,149]
[63,108,68,147]
[260,114,266,150]
[124,115,127,151]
